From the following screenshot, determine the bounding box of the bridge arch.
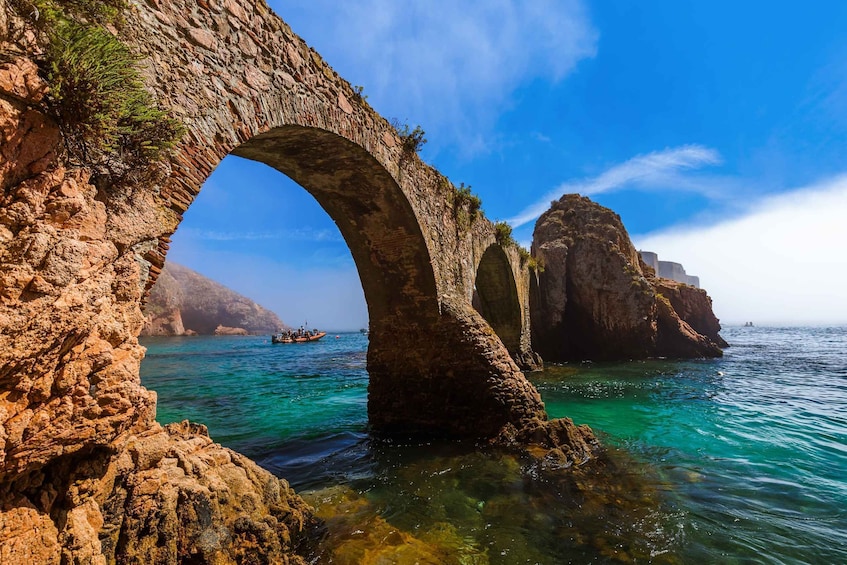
[473,244,522,355]
[231,125,440,326]
[115,0,550,439]
[0,0,554,482]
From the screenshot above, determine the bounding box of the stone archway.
[0,1,599,561]
[233,126,439,327]
[0,0,565,479]
[113,0,550,439]
[229,126,539,437]
[473,244,522,355]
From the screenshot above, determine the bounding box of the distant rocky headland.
[141,262,285,336]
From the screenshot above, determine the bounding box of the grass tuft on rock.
[494,221,516,247]
[450,183,482,230]
[47,22,182,162]
[11,0,183,178]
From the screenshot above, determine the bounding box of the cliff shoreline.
[141,261,286,337]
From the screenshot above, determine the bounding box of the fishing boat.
[271,329,327,344]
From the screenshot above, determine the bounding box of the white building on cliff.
[639,251,700,288]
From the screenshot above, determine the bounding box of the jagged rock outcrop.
[0,35,318,564]
[531,194,725,361]
[0,422,319,565]
[141,262,285,336]
[654,278,729,348]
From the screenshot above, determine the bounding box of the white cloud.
[635,175,847,326]
[271,0,597,150]
[508,145,722,227]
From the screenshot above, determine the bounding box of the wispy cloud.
[272,0,597,151]
[635,175,847,325]
[508,145,723,227]
[178,227,343,243]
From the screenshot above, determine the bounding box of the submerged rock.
[303,442,681,564]
[531,194,725,361]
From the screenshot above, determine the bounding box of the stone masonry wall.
[1,0,595,561]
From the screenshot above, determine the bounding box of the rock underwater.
[531,194,726,362]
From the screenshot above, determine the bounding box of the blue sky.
[168,1,847,329]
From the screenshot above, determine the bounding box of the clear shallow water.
[140,327,847,563]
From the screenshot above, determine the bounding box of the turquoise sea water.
[140,327,847,563]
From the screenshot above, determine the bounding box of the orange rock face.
[0,45,317,564]
[1,54,155,477]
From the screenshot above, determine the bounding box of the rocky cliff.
[531,194,725,361]
[141,261,285,336]
[0,17,318,564]
[654,278,729,348]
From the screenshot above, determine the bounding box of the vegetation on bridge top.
[9,0,183,180]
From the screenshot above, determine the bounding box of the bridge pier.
[368,297,545,438]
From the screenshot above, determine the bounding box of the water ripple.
[142,327,847,564]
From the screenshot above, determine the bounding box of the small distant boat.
[743,322,754,327]
[271,329,327,344]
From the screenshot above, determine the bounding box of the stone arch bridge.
[132,0,544,438]
[0,0,593,488]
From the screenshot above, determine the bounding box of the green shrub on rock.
[46,22,181,163]
[494,221,516,247]
[451,183,482,230]
[11,0,183,178]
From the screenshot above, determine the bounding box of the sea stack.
[530,194,725,361]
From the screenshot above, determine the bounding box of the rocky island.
[531,194,726,361]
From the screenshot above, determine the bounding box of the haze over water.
[140,326,847,563]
